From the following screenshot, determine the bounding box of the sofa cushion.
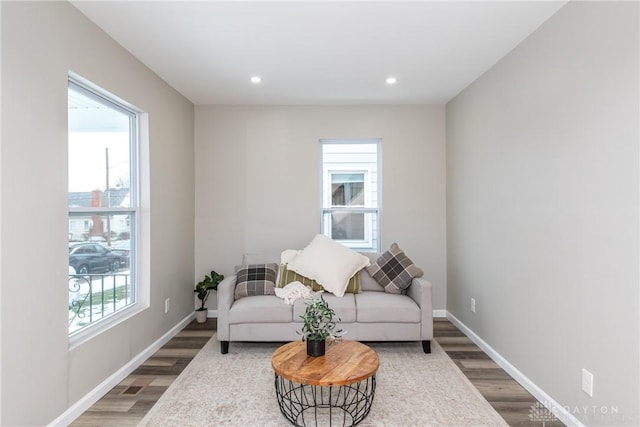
[355,292,421,323]
[358,252,384,291]
[243,253,284,284]
[293,294,357,323]
[358,268,384,292]
[287,234,370,297]
[234,263,278,300]
[229,295,293,323]
[366,243,423,294]
[279,264,361,294]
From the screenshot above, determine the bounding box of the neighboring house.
[68,187,130,242]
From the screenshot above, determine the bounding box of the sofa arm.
[407,277,433,341]
[216,275,237,341]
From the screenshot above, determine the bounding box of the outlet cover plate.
[582,368,593,397]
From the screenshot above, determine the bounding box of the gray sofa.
[216,255,434,354]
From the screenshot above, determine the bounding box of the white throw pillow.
[286,234,370,297]
[280,249,301,265]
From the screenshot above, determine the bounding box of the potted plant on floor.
[298,295,343,356]
[194,270,224,323]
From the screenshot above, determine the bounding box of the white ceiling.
[71,1,567,105]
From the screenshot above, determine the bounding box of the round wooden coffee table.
[272,340,379,427]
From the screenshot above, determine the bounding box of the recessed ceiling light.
[386,77,397,85]
[251,76,262,84]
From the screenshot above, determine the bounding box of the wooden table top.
[271,341,379,387]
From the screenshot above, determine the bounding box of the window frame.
[68,75,142,344]
[320,139,382,252]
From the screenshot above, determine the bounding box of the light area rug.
[139,334,507,427]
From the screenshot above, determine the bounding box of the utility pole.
[106,147,111,246]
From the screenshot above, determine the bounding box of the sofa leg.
[221,341,229,354]
[422,340,431,354]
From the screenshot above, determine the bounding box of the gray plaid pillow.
[234,263,278,299]
[366,243,423,294]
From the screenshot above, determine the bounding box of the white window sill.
[69,303,148,350]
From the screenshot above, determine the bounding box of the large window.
[321,140,381,251]
[68,77,139,336]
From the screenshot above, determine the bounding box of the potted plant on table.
[298,295,343,357]
[194,270,224,323]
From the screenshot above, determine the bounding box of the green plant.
[298,295,343,342]
[194,270,224,311]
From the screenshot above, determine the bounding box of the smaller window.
[320,140,381,251]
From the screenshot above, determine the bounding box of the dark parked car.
[110,240,131,268]
[69,243,122,274]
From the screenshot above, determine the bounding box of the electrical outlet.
[582,368,594,397]
[165,298,170,314]
[470,298,476,313]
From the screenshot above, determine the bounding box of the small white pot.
[195,310,207,323]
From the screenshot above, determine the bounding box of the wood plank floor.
[70,318,564,426]
[434,319,564,427]
[70,319,217,427]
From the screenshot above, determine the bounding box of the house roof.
[68,188,130,209]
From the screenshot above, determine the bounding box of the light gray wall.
[1,2,195,425]
[446,2,638,425]
[195,105,447,309]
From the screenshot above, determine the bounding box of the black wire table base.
[274,374,376,427]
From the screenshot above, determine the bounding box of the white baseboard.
[49,313,195,427]
[433,309,447,318]
[207,309,218,318]
[446,312,584,427]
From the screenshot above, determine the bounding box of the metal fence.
[68,272,133,334]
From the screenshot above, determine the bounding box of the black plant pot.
[306,339,326,357]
